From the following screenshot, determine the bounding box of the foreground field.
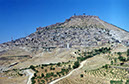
[56,55,111,84]
[0,48,77,84]
[56,46,129,84]
[0,45,129,84]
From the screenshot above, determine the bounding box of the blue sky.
[0,0,129,43]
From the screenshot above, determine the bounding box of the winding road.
[26,69,34,84]
[49,60,87,84]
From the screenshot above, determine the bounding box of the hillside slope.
[0,15,129,54]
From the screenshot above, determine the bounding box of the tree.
[117,52,122,56]
[102,64,109,69]
[111,60,113,65]
[80,74,83,77]
[68,65,71,69]
[50,67,53,70]
[41,66,44,69]
[114,58,117,63]
[57,62,61,66]
[50,67,55,70]
[41,73,44,77]
[73,61,80,69]
[127,57,129,61]
[53,74,57,77]
[50,72,54,76]
[31,77,36,84]
[127,49,129,56]
[41,80,45,84]
[45,69,47,72]
[118,56,126,62]
[34,73,37,77]
[30,65,35,70]
[46,73,51,78]
[84,52,86,56]
[104,73,106,76]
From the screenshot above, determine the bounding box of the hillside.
[0,15,129,84]
[0,15,129,53]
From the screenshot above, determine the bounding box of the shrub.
[110,80,122,84]
[41,66,44,69]
[114,58,117,63]
[37,76,42,79]
[46,73,51,78]
[102,64,109,69]
[53,74,57,77]
[34,73,37,77]
[117,52,122,56]
[111,60,113,65]
[41,73,44,77]
[127,49,129,56]
[84,70,87,72]
[57,62,61,66]
[41,80,45,84]
[80,74,83,77]
[45,69,47,72]
[104,73,106,76]
[30,65,35,70]
[50,67,55,70]
[31,77,36,84]
[29,65,38,72]
[73,61,80,69]
[50,72,54,76]
[118,56,126,62]
[68,65,71,69]
[18,72,23,76]
[125,80,129,84]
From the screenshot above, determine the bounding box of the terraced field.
[56,48,129,84]
[85,67,129,81]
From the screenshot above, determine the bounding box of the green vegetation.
[73,61,80,69]
[45,73,54,78]
[127,49,129,56]
[80,74,83,77]
[118,56,126,62]
[57,62,61,66]
[50,67,55,70]
[111,60,113,65]
[45,69,47,72]
[41,80,45,84]
[31,77,36,84]
[125,80,129,84]
[29,65,38,72]
[30,47,111,84]
[110,80,123,84]
[41,73,44,77]
[34,73,37,77]
[117,52,122,56]
[75,47,111,69]
[102,64,109,69]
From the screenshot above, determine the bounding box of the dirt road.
[49,60,87,84]
[26,69,34,84]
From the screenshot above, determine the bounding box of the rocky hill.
[0,15,129,54]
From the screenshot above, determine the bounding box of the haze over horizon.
[0,0,129,43]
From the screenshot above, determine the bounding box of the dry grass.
[0,75,28,84]
[56,55,110,84]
